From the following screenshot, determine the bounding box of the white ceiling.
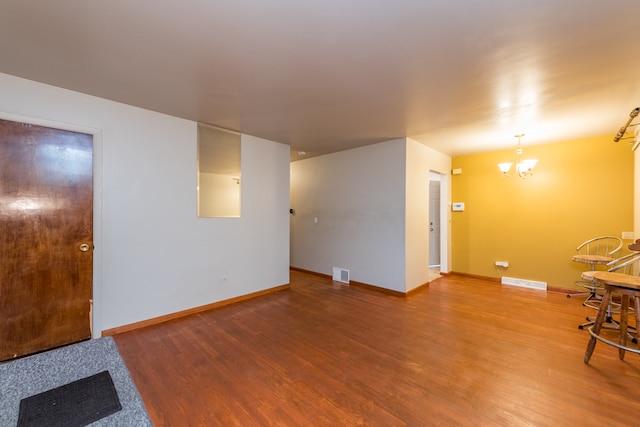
[1,1,639,159]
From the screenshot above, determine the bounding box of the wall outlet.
[495,261,509,267]
[622,231,634,240]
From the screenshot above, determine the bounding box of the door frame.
[0,112,103,338]
[429,170,449,275]
[428,174,441,268]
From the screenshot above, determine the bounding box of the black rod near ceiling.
[613,107,640,144]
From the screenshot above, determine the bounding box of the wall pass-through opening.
[197,123,241,218]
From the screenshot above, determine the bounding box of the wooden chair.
[569,236,623,307]
[584,257,640,364]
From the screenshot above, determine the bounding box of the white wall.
[0,72,290,333]
[405,138,452,291]
[290,138,452,293]
[290,139,408,292]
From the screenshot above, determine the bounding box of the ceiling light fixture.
[498,134,538,179]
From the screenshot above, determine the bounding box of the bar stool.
[569,236,623,308]
[584,271,640,364]
[578,252,638,330]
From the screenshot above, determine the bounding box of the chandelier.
[498,134,538,179]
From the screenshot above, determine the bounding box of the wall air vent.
[501,276,547,291]
[332,267,350,284]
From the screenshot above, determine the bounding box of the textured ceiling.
[0,1,639,159]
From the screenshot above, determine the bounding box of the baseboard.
[405,281,430,297]
[102,283,290,336]
[289,266,426,297]
[348,280,409,297]
[448,271,501,282]
[449,271,579,295]
[290,266,332,280]
[549,286,584,295]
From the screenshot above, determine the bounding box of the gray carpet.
[0,336,152,426]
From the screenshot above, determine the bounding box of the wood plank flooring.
[113,270,640,426]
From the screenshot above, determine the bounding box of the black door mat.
[17,370,122,427]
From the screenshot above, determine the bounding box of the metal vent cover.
[332,267,350,284]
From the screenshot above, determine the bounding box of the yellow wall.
[451,135,634,289]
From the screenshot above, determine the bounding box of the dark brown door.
[0,119,93,360]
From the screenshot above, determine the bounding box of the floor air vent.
[332,267,350,284]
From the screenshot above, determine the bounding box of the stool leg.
[619,294,630,360]
[585,288,612,364]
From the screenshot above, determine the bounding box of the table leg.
[619,294,629,360]
[635,296,640,352]
[585,287,612,364]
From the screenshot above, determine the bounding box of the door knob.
[79,243,90,252]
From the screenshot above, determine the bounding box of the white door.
[429,179,441,267]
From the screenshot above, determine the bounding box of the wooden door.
[0,119,93,360]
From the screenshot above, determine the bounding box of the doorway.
[429,172,443,280]
[0,119,94,360]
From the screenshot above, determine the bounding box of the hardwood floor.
[113,270,640,426]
